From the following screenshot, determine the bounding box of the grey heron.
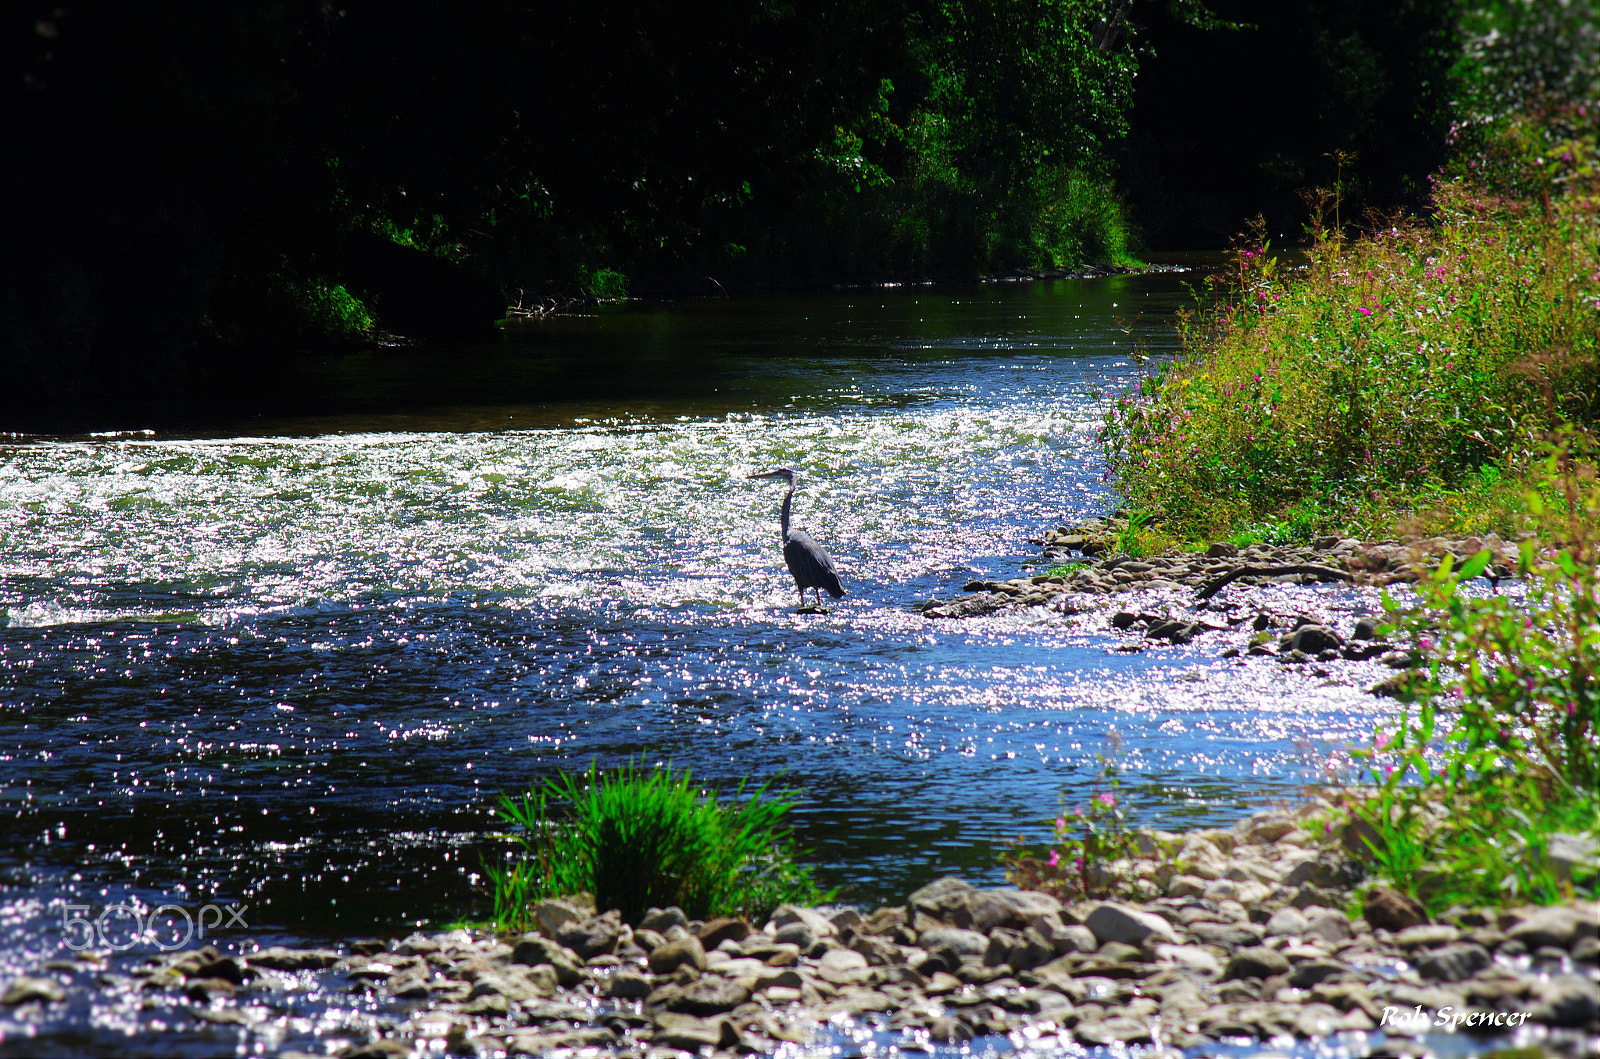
[748,468,845,609]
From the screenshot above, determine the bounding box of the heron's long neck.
[779,486,793,539]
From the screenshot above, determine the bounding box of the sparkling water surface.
[0,276,1441,1056]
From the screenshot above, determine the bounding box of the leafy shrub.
[1346,434,1600,910]
[1101,127,1600,542]
[485,762,826,930]
[1001,741,1143,901]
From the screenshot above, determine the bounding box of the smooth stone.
[604,967,653,999]
[1507,905,1598,951]
[1286,959,1350,988]
[665,976,751,1016]
[554,910,623,960]
[908,878,978,929]
[638,906,689,933]
[651,1011,733,1050]
[918,927,988,957]
[817,947,871,985]
[970,887,1064,933]
[2,976,65,1005]
[647,933,707,974]
[1416,942,1491,982]
[1363,887,1428,931]
[1304,908,1353,943]
[504,1027,616,1055]
[1084,902,1179,947]
[1265,907,1308,937]
[696,916,752,948]
[1153,943,1223,977]
[532,896,590,937]
[767,904,835,940]
[1393,923,1460,950]
[1527,974,1600,1027]
[1222,946,1290,980]
[248,946,342,971]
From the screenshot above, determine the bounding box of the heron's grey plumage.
[748,467,845,608]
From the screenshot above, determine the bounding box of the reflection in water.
[0,274,1397,1054]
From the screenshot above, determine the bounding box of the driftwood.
[1195,563,1353,600]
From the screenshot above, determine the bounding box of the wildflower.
[1375,731,1394,752]
[1072,856,1084,872]
[1048,848,1060,868]
[1055,817,1067,832]
[1096,792,1117,808]
[1358,306,1373,316]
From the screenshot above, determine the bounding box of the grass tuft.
[483,761,828,931]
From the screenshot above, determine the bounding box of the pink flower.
[1048,849,1060,868]
[1358,306,1373,316]
[1055,817,1067,832]
[1375,732,1394,752]
[1096,792,1117,808]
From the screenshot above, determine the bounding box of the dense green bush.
[485,762,827,930]
[1101,113,1600,542]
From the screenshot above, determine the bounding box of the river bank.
[5,799,1595,1058]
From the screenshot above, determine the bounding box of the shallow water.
[0,275,1422,1055]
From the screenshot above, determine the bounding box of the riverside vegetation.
[1076,44,1600,946]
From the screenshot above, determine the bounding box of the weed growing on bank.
[1001,740,1145,901]
[1345,434,1600,911]
[1101,109,1600,543]
[483,762,827,931]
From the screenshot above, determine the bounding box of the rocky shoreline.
[7,801,1594,1058]
[919,515,1523,696]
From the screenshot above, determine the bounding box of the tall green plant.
[1348,433,1600,910]
[484,761,827,930]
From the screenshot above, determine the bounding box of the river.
[0,272,1399,1055]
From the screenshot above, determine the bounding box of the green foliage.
[581,268,630,302]
[484,762,827,931]
[1345,433,1600,911]
[1454,0,1600,124]
[208,271,375,347]
[1101,106,1600,541]
[1001,737,1143,901]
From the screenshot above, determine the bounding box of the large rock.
[817,947,871,986]
[1222,946,1290,980]
[666,976,752,1016]
[248,946,343,971]
[1,977,64,1005]
[1416,943,1491,982]
[652,1012,735,1051]
[767,904,835,940]
[1264,907,1308,938]
[1284,625,1342,654]
[1084,902,1179,947]
[696,917,752,949]
[647,933,707,974]
[908,878,977,929]
[1363,887,1428,931]
[554,910,623,960]
[918,927,989,957]
[970,888,1063,933]
[1528,975,1600,1028]
[1506,905,1598,951]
